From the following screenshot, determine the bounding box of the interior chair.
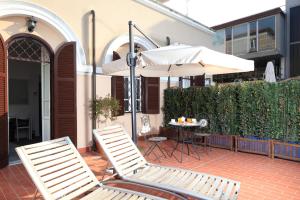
[140,115,167,161]
[15,118,32,142]
[16,137,165,200]
[94,125,240,200]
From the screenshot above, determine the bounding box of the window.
[124,76,141,112]
[225,27,232,54]
[258,16,275,51]
[290,6,300,42]
[249,21,257,52]
[213,30,225,46]
[232,23,248,55]
[205,78,212,86]
[182,76,191,88]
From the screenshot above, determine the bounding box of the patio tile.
[0,140,299,200]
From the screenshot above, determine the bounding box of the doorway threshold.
[9,160,21,165]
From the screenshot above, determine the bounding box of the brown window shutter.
[111,76,124,116]
[142,77,160,114]
[53,42,77,146]
[0,35,8,168]
[192,75,205,86]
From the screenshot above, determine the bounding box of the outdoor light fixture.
[27,17,37,32]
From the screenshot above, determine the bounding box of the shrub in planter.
[236,136,271,157]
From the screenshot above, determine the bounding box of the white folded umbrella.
[102,44,254,77]
[264,61,276,83]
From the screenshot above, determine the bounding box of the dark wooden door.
[0,35,8,168]
[53,42,77,146]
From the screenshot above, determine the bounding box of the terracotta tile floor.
[0,140,299,200]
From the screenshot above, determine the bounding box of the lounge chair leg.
[32,189,38,200]
[101,162,110,181]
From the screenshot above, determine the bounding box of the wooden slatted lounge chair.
[16,137,166,200]
[93,125,241,200]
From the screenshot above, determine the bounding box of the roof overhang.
[135,0,215,35]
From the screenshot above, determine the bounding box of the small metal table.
[169,121,202,163]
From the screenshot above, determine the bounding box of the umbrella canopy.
[102,44,254,77]
[103,40,255,144]
[264,61,276,83]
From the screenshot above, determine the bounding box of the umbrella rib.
[199,61,205,67]
[168,65,172,72]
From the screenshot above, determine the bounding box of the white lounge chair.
[16,137,165,200]
[93,125,241,200]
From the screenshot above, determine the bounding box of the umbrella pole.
[128,21,137,143]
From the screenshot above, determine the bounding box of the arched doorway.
[0,33,77,167]
[7,34,53,163]
[0,2,79,168]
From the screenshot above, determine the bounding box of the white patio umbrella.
[104,33,254,143]
[102,44,254,77]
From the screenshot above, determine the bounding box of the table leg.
[170,128,180,157]
[180,127,183,163]
[170,127,185,163]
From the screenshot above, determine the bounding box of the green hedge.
[163,80,300,142]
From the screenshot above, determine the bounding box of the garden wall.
[163,80,300,143]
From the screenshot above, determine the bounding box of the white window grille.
[124,76,142,112]
[8,38,50,63]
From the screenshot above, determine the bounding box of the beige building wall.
[27,0,218,60]
[0,0,219,148]
[77,74,170,148]
[0,16,65,51]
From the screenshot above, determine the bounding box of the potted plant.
[90,94,120,126]
[90,95,120,154]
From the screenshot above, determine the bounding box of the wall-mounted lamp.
[27,16,37,33]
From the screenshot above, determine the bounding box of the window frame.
[257,15,276,51]
[181,76,191,88]
[224,15,277,55]
[225,27,233,54]
[248,20,258,53]
[232,23,248,55]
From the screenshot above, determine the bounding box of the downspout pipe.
[166,36,171,88]
[91,10,96,130]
